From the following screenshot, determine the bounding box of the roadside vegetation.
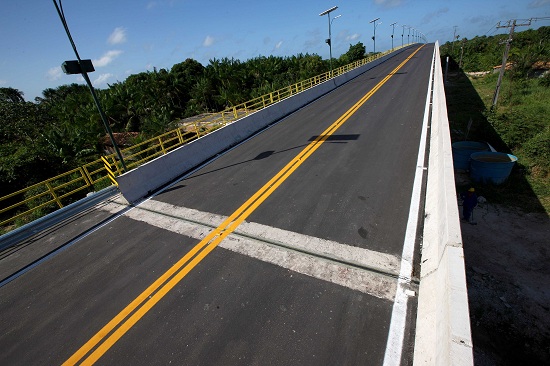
[441,26,550,366]
[440,26,550,213]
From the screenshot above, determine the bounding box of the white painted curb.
[413,43,473,365]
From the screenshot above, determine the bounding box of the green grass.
[445,67,550,213]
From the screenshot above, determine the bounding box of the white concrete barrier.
[413,43,473,365]
[116,47,413,203]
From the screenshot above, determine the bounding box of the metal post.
[52,0,127,172]
[445,56,449,84]
[452,26,458,53]
[319,6,338,76]
[390,22,397,50]
[327,14,333,74]
[459,38,466,68]
[373,22,376,53]
[370,18,380,54]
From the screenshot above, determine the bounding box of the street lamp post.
[390,22,397,50]
[319,6,338,75]
[401,25,405,47]
[370,17,380,54]
[408,27,411,44]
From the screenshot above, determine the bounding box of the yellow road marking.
[64,45,424,365]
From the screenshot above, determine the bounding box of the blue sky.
[1,0,549,101]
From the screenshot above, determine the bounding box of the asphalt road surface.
[0,44,435,365]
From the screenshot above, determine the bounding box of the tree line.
[0,43,367,197]
[440,26,550,76]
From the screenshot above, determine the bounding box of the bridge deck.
[0,44,435,365]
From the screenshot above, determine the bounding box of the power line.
[483,22,499,36]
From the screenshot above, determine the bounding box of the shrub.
[523,127,550,170]
[539,72,550,88]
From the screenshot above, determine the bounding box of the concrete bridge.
[0,43,472,365]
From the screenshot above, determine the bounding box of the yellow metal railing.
[0,166,99,227]
[0,46,407,230]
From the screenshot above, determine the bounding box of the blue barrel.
[469,152,517,185]
[451,141,490,170]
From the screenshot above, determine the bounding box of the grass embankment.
[444,65,550,214]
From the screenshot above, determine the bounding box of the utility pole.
[491,19,532,109]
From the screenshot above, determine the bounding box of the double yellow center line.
[64,45,423,365]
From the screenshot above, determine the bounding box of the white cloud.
[373,0,404,8]
[108,27,127,45]
[529,0,550,8]
[346,33,360,41]
[147,2,157,10]
[93,50,123,67]
[422,7,449,24]
[46,67,62,81]
[94,73,114,85]
[203,35,214,47]
[275,41,283,49]
[0,79,6,86]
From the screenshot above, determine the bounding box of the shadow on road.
[182,135,359,182]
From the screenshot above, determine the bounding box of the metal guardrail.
[0,46,408,231]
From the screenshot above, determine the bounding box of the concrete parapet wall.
[413,43,473,365]
[116,47,412,203]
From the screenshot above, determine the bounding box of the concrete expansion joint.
[235,230,402,281]
[110,201,404,284]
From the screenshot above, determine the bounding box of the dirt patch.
[458,195,550,365]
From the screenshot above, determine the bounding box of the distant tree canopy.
[440,26,550,73]
[0,87,26,103]
[0,44,369,195]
